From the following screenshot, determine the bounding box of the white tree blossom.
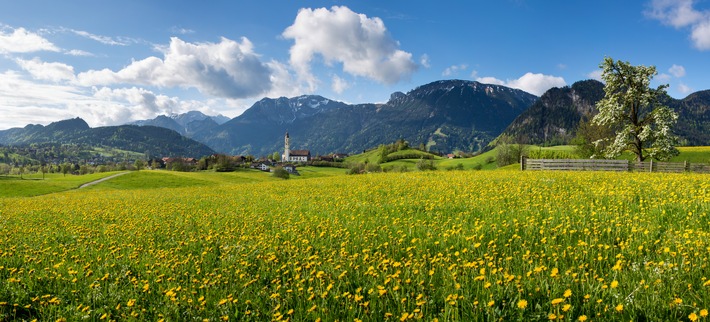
[592,57,679,161]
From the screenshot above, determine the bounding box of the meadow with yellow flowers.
[1,170,708,321]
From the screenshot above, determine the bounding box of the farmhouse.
[281,132,311,162]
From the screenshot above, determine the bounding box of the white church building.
[282,132,311,162]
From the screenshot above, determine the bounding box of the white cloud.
[668,64,686,77]
[0,70,230,129]
[646,0,710,50]
[476,76,505,86]
[586,70,603,81]
[646,0,704,27]
[65,49,94,57]
[16,58,76,82]
[0,26,60,53]
[442,64,468,77]
[331,75,350,94]
[656,73,672,82]
[170,26,195,35]
[677,83,693,94]
[282,6,417,89]
[68,29,132,46]
[420,54,430,68]
[476,72,566,96]
[77,36,274,99]
[690,19,710,49]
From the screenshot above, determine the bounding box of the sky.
[0,0,709,130]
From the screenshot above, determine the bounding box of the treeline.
[0,160,145,177]
[0,143,143,166]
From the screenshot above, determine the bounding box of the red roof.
[289,150,310,156]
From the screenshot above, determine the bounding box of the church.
[281,132,311,162]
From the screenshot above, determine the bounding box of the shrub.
[272,166,290,179]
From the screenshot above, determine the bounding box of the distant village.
[160,132,348,175]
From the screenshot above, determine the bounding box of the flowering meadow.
[0,170,708,321]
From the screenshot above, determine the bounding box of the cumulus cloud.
[77,37,274,99]
[442,64,468,77]
[16,58,76,82]
[476,72,566,96]
[0,70,228,129]
[668,64,686,77]
[646,0,710,50]
[282,6,417,89]
[331,75,350,94]
[0,26,60,53]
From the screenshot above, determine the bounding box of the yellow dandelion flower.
[615,304,623,312]
[610,280,619,289]
[549,313,557,320]
[487,300,495,307]
[564,289,572,298]
[689,313,698,321]
[563,304,572,312]
[700,309,708,317]
[551,298,564,305]
[517,299,528,309]
[578,315,588,321]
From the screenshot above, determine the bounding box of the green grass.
[670,146,710,163]
[0,172,126,198]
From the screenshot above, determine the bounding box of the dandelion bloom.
[578,315,588,321]
[551,298,564,305]
[615,304,623,312]
[700,309,708,318]
[689,313,698,321]
[517,299,528,309]
[564,289,572,298]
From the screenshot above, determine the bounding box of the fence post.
[685,160,689,172]
[649,159,653,172]
[520,156,526,171]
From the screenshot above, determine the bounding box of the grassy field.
[1,170,708,321]
[0,172,126,198]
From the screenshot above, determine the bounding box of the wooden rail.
[521,157,710,173]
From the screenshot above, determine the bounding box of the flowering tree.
[593,57,679,161]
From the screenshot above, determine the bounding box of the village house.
[282,164,299,175]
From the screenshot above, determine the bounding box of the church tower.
[283,131,290,162]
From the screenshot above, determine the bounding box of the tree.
[61,163,71,176]
[593,57,679,161]
[134,159,145,171]
[572,114,614,158]
[496,135,528,167]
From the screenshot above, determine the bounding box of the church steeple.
[283,131,290,161]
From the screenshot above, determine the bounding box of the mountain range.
[499,80,710,146]
[1,79,708,159]
[0,118,215,158]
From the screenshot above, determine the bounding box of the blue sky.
[1,0,708,129]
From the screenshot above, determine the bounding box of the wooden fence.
[521,157,710,174]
